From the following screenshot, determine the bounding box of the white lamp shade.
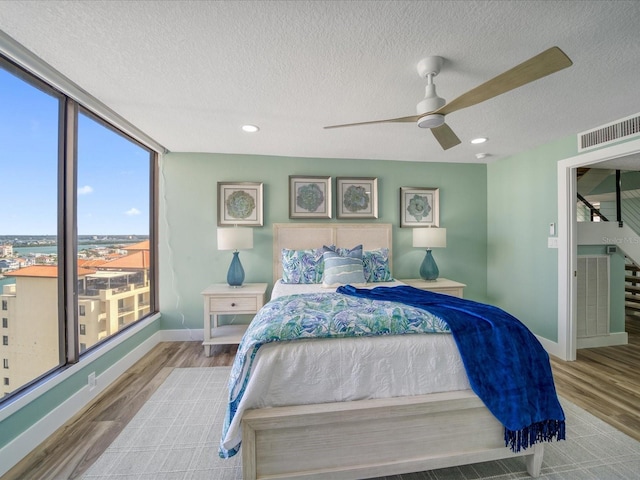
[217,227,253,251]
[413,227,447,248]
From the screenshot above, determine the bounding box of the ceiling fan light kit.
[324,47,573,152]
[417,114,445,129]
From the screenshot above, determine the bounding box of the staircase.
[579,168,640,321]
[625,260,640,317]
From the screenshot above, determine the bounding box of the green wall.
[159,153,488,330]
[486,135,578,341]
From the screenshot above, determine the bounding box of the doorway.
[557,137,640,361]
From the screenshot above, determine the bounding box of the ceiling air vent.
[578,112,640,152]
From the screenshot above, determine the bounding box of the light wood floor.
[3,318,639,480]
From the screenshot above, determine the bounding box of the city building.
[1,245,150,397]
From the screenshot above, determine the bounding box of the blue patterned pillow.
[281,248,325,284]
[323,244,363,259]
[322,250,366,287]
[363,248,393,282]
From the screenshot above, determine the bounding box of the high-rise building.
[0,243,150,397]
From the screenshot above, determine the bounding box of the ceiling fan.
[324,46,573,150]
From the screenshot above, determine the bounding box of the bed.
[223,223,555,480]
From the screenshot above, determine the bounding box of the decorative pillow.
[363,248,393,282]
[322,249,366,287]
[281,248,325,284]
[323,244,363,259]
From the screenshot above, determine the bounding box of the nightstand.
[400,278,466,298]
[201,283,267,356]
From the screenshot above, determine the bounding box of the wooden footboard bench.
[241,389,543,479]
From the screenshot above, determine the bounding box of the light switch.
[548,237,558,249]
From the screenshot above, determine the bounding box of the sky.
[0,65,150,236]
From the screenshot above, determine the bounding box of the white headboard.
[272,223,392,283]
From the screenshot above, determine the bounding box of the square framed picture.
[217,182,264,226]
[289,176,332,219]
[336,177,378,219]
[400,187,439,227]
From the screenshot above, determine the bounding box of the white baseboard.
[535,334,565,360]
[577,332,628,349]
[536,331,629,358]
[0,324,163,477]
[159,328,203,342]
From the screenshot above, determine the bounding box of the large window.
[0,55,158,401]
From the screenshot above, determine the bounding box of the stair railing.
[577,192,610,222]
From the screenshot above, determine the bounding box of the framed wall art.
[217,182,264,226]
[400,186,439,227]
[336,177,378,219]
[289,176,332,219]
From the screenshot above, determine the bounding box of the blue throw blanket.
[337,284,566,452]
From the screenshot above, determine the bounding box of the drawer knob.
[231,302,236,307]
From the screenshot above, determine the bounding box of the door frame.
[557,137,640,361]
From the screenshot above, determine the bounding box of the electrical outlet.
[88,372,96,391]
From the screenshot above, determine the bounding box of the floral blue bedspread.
[219,292,450,458]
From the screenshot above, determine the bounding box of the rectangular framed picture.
[336,177,378,219]
[217,182,264,226]
[400,187,439,227]
[289,176,332,219]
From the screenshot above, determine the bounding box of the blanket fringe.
[504,419,566,453]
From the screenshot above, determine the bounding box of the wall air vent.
[578,112,640,152]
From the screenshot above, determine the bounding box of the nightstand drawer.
[201,283,268,354]
[209,295,258,313]
[400,278,466,298]
[430,287,461,297]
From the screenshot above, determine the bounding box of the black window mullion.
[150,152,159,314]
[59,98,79,364]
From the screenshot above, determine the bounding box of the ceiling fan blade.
[436,46,573,116]
[431,123,461,150]
[324,114,420,129]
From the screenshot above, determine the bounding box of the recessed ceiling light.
[471,137,488,144]
[242,124,259,133]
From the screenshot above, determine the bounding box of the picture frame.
[336,177,378,219]
[217,182,264,226]
[400,187,439,227]
[289,176,332,219]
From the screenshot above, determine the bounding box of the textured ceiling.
[1,0,640,163]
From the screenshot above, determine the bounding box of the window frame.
[0,51,160,403]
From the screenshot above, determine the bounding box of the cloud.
[78,185,93,195]
[125,208,141,216]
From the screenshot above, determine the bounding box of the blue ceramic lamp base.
[227,251,245,287]
[419,249,439,281]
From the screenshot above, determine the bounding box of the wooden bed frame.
[241,223,543,479]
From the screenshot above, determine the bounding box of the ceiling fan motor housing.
[417,84,446,114]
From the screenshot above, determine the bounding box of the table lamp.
[412,227,447,281]
[217,227,253,287]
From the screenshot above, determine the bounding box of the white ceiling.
[1,0,640,164]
